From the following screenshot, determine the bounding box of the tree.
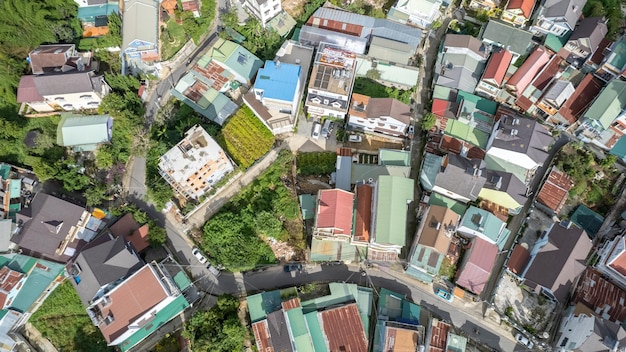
[255,211,283,239]
[147,221,167,247]
[84,182,107,207]
[420,112,437,131]
[365,69,381,80]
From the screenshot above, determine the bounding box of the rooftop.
[354,184,373,243]
[505,0,535,17]
[254,60,301,102]
[171,73,238,125]
[506,244,530,275]
[17,71,103,102]
[480,20,534,55]
[570,204,604,238]
[319,303,368,351]
[556,73,602,124]
[308,43,357,96]
[541,0,586,29]
[427,153,487,202]
[568,17,608,54]
[459,206,510,249]
[482,49,513,86]
[57,114,112,151]
[28,44,75,75]
[572,268,626,323]
[122,0,159,51]
[315,189,354,235]
[373,176,414,247]
[583,78,626,131]
[208,38,264,83]
[456,237,498,295]
[349,93,411,126]
[505,46,551,96]
[489,110,553,164]
[480,169,529,206]
[536,167,573,214]
[428,319,451,352]
[417,205,460,254]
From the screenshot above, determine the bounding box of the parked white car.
[515,333,533,349]
[348,134,362,142]
[191,247,207,264]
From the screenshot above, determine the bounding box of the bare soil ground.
[296,175,331,195]
[282,0,308,18]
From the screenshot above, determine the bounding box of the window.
[104,314,114,325]
[323,19,328,26]
[80,94,92,99]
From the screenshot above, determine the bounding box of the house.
[348,93,411,137]
[535,79,576,117]
[564,17,608,60]
[0,164,26,220]
[372,288,424,352]
[405,205,460,283]
[77,3,119,37]
[457,206,512,250]
[420,153,487,203]
[484,109,553,184]
[28,44,80,75]
[571,268,626,324]
[0,309,22,352]
[455,237,498,296]
[479,170,528,215]
[313,189,354,238]
[530,0,586,37]
[244,41,313,135]
[67,234,144,305]
[353,183,373,248]
[56,114,113,152]
[158,125,235,200]
[17,71,110,113]
[369,176,414,261]
[387,0,443,29]
[121,0,159,75]
[468,0,500,11]
[248,283,373,352]
[596,233,626,291]
[610,135,626,163]
[551,74,604,126]
[305,43,357,119]
[303,8,422,59]
[578,79,626,150]
[479,20,534,62]
[504,46,551,97]
[434,35,488,93]
[108,213,151,253]
[242,0,282,27]
[476,49,514,99]
[355,57,420,89]
[570,204,604,238]
[173,39,262,124]
[501,0,536,26]
[347,149,412,186]
[535,166,573,215]
[522,223,592,303]
[87,261,192,351]
[595,35,626,82]
[11,193,97,263]
[554,304,626,351]
[0,267,25,310]
[428,319,452,352]
[181,0,201,17]
[506,244,531,275]
[431,85,498,158]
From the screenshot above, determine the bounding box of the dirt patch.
[264,236,306,262]
[296,175,331,195]
[282,0,308,19]
[345,135,405,152]
[494,272,556,333]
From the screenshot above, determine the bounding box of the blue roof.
[255,61,300,102]
[570,204,604,238]
[610,135,626,163]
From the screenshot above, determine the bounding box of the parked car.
[515,333,533,349]
[283,263,303,273]
[192,247,207,264]
[408,125,415,139]
[321,120,332,139]
[312,122,322,139]
[435,288,453,302]
[348,134,362,142]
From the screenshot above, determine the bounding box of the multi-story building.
[530,0,586,37]
[242,0,282,27]
[476,49,513,99]
[348,93,411,137]
[578,79,626,150]
[121,0,159,75]
[158,125,235,200]
[387,0,443,29]
[305,43,357,119]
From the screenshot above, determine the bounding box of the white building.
[305,43,357,119]
[16,71,110,113]
[348,93,411,137]
[158,125,234,200]
[531,0,586,37]
[595,233,626,291]
[242,0,282,27]
[387,0,443,29]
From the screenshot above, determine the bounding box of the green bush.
[183,295,246,352]
[217,106,274,169]
[296,152,336,175]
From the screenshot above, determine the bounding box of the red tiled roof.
[349,93,371,119]
[194,60,232,90]
[354,184,372,242]
[506,47,551,96]
[572,268,626,323]
[532,55,565,91]
[609,237,626,276]
[337,147,352,157]
[97,264,169,343]
[505,0,535,17]
[127,224,150,252]
[281,297,300,311]
[316,189,354,235]
[557,74,605,124]
[456,237,498,295]
[252,320,273,352]
[440,135,463,154]
[432,99,457,118]
[428,319,451,352]
[506,244,530,275]
[482,50,513,86]
[589,38,612,66]
[320,303,368,352]
[181,0,199,12]
[536,168,573,214]
[515,95,534,111]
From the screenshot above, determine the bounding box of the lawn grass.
[217,106,275,169]
[353,77,413,104]
[30,281,112,352]
[161,19,187,61]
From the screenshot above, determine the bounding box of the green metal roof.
[378,149,411,167]
[310,238,358,262]
[447,333,468,352]
[286,307,314,351]
[304,311,328,352]
[351,165,411,184]
[374,176,414,246]
[268,11,297,37]
[444,119,490,148]
[420,153,443,192]
[608,38,626,71]
[246,290,282,323]
[544,33,571,52]
[173,271,192,291]
[57,114,112,150]
[8,180,20,199]
[119,295,189,352]
[611,135,626,162]
[456,89,497,115]
[0,164,9,180]
[583,79,626,131]
[570,204,604,238]
[299,194,316,220]
[460,206,511,250]
[210,38,263,82]
[4,254,37,273]
[77,3,119,22]
[9,256,64,313]
[428,193,467,216]
[407,244,443,280]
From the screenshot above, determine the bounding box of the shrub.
[296,152,336,175]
